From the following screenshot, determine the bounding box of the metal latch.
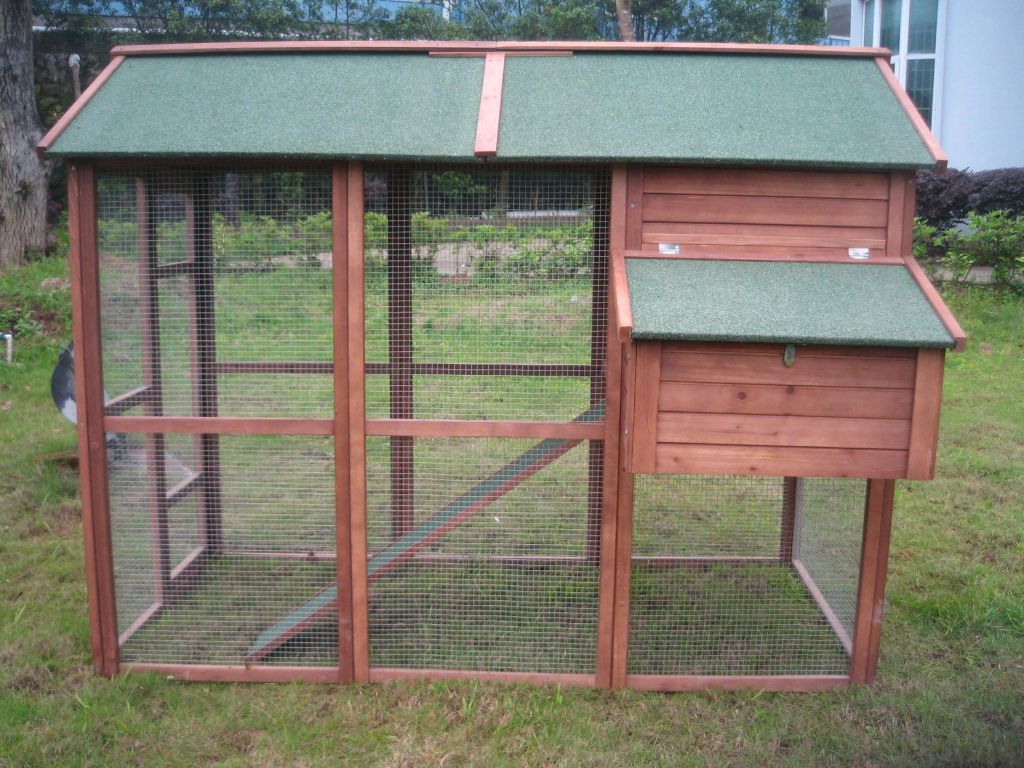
[783,344,796,367]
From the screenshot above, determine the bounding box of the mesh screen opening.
[628,475,866,677]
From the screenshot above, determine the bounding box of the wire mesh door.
[360,164,611,678]
[627,475,866,681]
[96,166,338,669]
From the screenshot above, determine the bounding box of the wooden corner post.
[850,478,896,683]
[69,163,119,675]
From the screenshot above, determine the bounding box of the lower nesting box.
[624,340,945,480]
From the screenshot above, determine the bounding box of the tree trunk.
[0,0,50,267]
[615,0,636,41]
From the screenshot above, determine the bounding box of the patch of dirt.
[29,308,65,339]
[39,277,70,291]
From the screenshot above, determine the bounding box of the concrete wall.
[937,0,1024,170]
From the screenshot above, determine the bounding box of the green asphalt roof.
[48,53,484,160]
[48,51,935,167]
[626,259,954,348]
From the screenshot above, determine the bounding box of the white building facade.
[828,0,1024,170]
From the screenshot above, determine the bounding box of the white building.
[827,0,1024,170]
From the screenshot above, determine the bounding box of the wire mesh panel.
[115,433,336,666]
[793,478,867,646]
[365,437,600,674]
[362,165,610,675]
[628,475,863,677]
[363,165,608,422]
[96,167,334,419]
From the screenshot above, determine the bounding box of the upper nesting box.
[41,40,940,168]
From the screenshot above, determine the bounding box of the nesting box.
[41,40,963,691]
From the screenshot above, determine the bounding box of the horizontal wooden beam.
[123,663,339,683]
[626,674,850,692]
[369,668,595,687]
[105,416,333,435]
[111,41,888,58]
[623,249,904,265]
[214,361,595,377]
[215,361,334,375]
[365,419,603,440]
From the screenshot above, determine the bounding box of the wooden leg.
[850,478,896,683]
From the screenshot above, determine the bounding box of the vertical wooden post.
[189,172,223,552]
[69,162,119,675]
[347,163,371,682]
[851,478,896,683]
[137,177,171,599]
[386,167,414,541]
[586,171,611,563]
[780,477,800,562]
[332,163,356,684]
[607,164,634,689]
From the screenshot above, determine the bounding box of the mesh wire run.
[365,437,602,674]
[96,166,334,420]
[628,474,865,677]
[363,164,610,422]
[112,433,337,667]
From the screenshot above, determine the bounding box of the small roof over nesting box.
[626,259,955,348]
[40,41,943,169]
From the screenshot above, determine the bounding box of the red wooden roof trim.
[474,52,505,158]
[903,256,967,352]
[37,55,126,160]
[109,40,889,57]
[874,56,948,170]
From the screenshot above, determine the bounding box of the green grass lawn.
[1,255,1022,767]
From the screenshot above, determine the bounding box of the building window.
[863,0,942,129]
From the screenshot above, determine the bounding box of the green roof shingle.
[626,258,954,348]
[48,49,935,167]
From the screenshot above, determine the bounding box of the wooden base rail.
[626,674,850,692]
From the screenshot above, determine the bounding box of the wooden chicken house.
[41,40,964,691]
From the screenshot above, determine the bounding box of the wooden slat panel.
[657,413,910,450]
[660,349,917,389]
[659,381,914,420]
[643,168,890,199]
[654,444,907,478]
[906,348,945,480]
[629,342,661,472]
[625,166,643,250]
[642,232,887,249]
[642,222,889,242]
[638,243,891,261]
[365,419,603,440]
[643,193,889,228]
[885,173,907,258]
[661,341,916,359]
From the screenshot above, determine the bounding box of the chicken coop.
[41,40,965,691]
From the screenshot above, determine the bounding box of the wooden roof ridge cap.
[873,55,948,170]
[37,55,126,160]
[108,40,891,57]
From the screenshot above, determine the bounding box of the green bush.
[942,210,1024,289]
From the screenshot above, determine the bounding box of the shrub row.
[916,167,1024,229]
